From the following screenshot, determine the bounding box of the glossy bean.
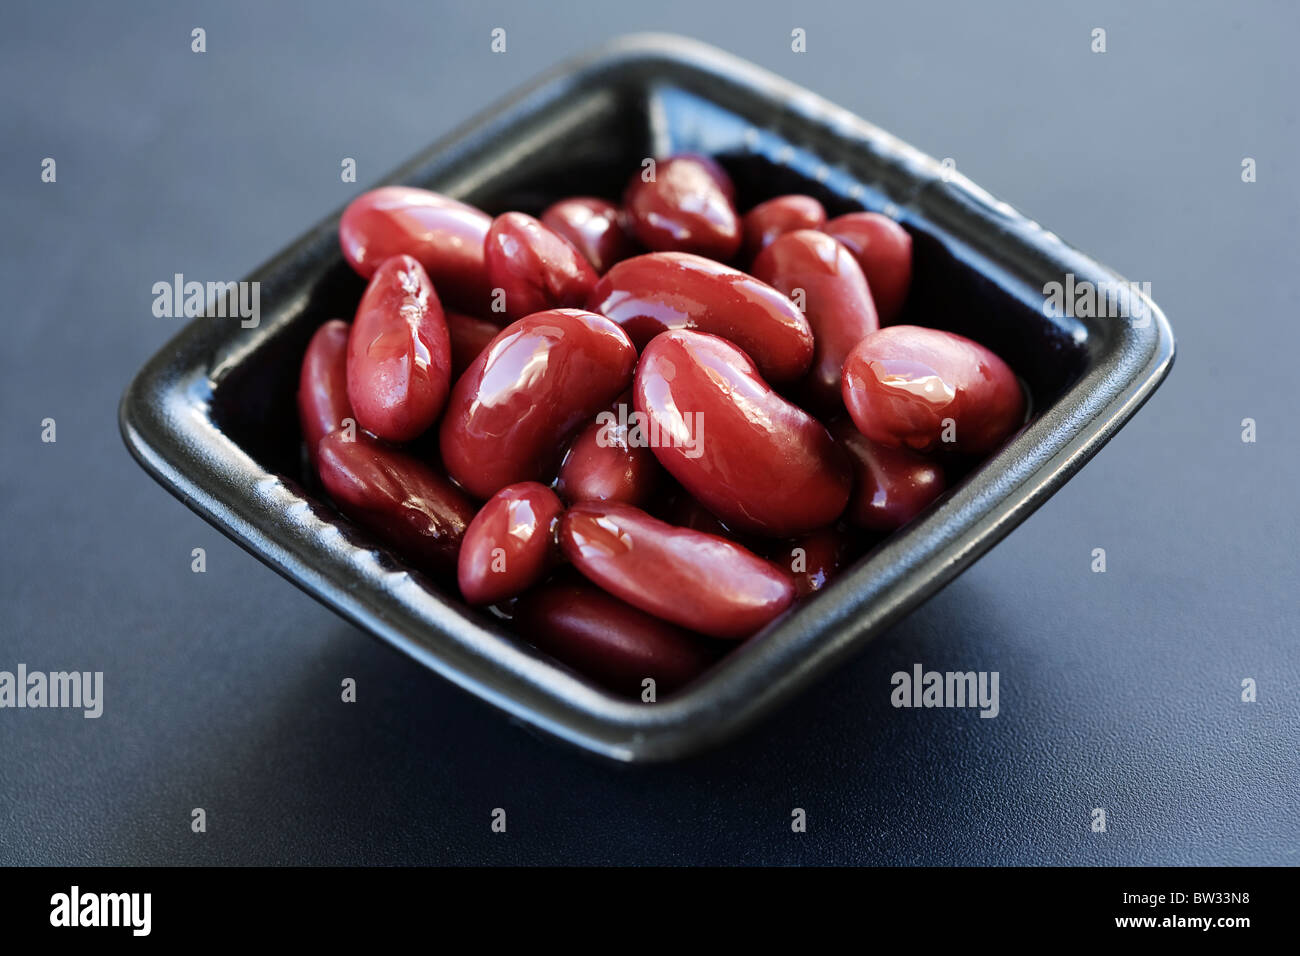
[345,254,451,443]
[297,319,353,466]
[822,212,913,324]
[623,155,741,260]
[540,197,635,274]
[751,229,879,411]
[458,482,563,606]
[555,399,662,507]
[587,252,814,383]
[841,325,1025,455]
[634,330,851,537]
[445,310,500,379]
[339,186,492,313]
[484,212,598,321]
[677,153,737,200]
[769,526,849,598]
[831,419,946,532]
[515,581,715,695]
[558,502,795,640]
[439,309,637,499]
[742,194,827,260]
[315,430,475,576]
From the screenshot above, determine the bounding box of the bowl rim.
[119,33,1175,763]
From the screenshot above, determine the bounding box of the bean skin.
[634,330,851,537]
[439,309,638,500]
[346,254,452,443]
[515,580,716,695]
[445,310,500,380]
[484,212,599,321]
[540,197,635,274]
[822,212,913,324]
[841,325,1025,456]
[831,419,946,532]
[316,430,475,577]
[587,252,814,383]
[768,526,850,598]
[558,502,796,640]
[297,319,353,467]
[623,155,741,260]
[458,482,562,606]
[675,153,737,201]
[555,399,662,507]
[751,229,879,412]
[742,194,827,260]
[339,186,492,313]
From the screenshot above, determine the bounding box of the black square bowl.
[120,34,1174,763]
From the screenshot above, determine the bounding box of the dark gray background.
[2,0,1296,865]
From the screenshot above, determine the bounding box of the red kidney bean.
[298,319,353,467]
[339,186,492,313]
[558,502,795,640]
[769,526,849,598]
[445,310,499,379]
[634,330,851,537]
[841,325,1025,455]
[439,309,637,499]
[623,155,741,260]
[751,229,879,412]
[457,482,562,606]
[587,252,814,383]
[316,430,475,576]
[484,212,598,322]
[555,398,661,507]
[677,153,737,200]
[315,160,1031,693]
[515,580,715,695]
[831,419,946,532]
[540,197,635,275]
[742,194,827,260]
[822,212,913,324]
[345,254,452,443]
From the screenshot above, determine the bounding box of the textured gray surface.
[1,0,1296,865]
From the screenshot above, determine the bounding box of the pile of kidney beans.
[297,154,1026,696]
